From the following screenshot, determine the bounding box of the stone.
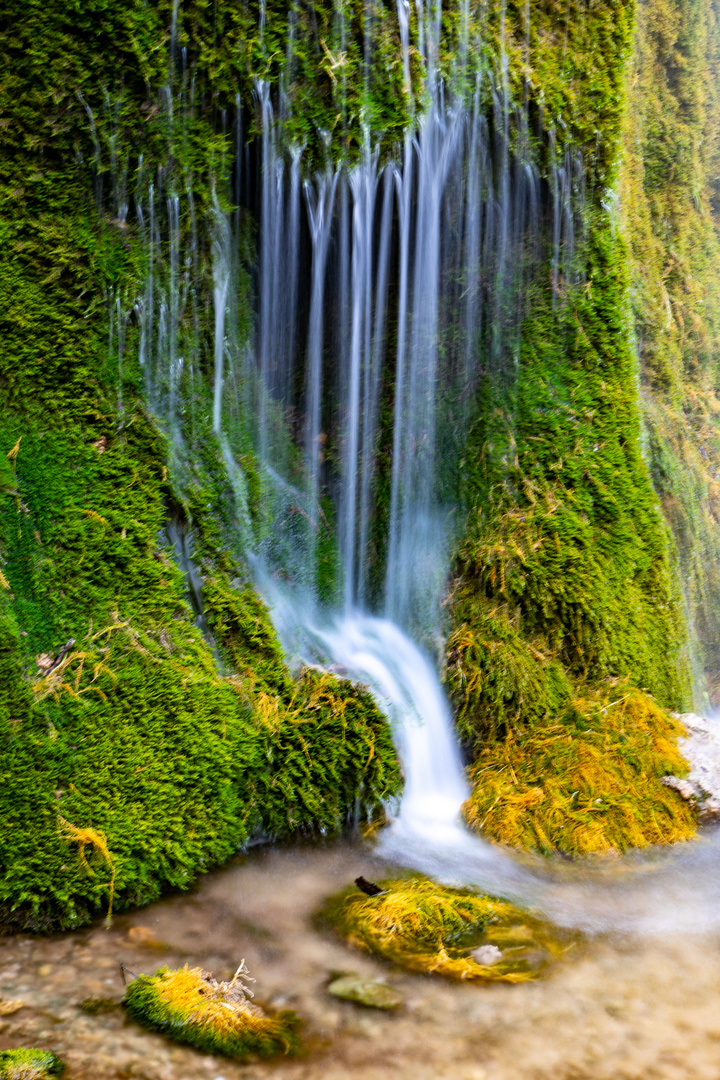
[471,945,503,966]
[327,974,402,1010]
[666,713,720,822]
[127,925,164,947]
[0,1000,25,1016]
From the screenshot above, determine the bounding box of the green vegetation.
[464,688,696,855]
[444,0,719,855]
[319,877,568,981]
[621,0,720,706]
[0,424,398,931]
[1,0,716,925]
[123,964,300,1058]
[0,1050,64,1080]
[0,0,404,932]
[447,220,697,851]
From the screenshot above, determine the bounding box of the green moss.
[0,1050,64,1080]
[318,876,569,981]
[621,0,720,707]
[123,964,300,1059]
[446,600,573,749]
[444,0,703,856]
[202,574,402,837]
[0,417,399,930]
[454,216,692,710]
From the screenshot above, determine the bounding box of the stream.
[2,841,720,1080]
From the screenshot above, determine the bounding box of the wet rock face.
[663,714,720,822]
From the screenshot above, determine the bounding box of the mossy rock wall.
[446,0,696,747]
[0,3,402,932]
[1,0,716,909]
[621,0,720,708]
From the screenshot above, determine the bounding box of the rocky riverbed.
[2,842,720,1080]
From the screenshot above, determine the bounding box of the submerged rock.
[663,714,720,822]
[328,974,402,1010]
[318,877,569,982]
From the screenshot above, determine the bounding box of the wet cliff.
[0,0,717,925]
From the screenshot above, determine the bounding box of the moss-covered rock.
[0,418,399,931]
[0,1050,64,1080]
[319,877,568,981]
[464,688,697,856]
[621,0,720,707]
[123,963,300,1058]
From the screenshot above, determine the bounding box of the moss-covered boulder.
[0,1050,64,1080]
[463,688,697,856]
[319,877,568,982]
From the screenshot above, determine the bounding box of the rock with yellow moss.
[319,877,570,982]
[123,962,300,1059]
[464,689,698,857]
[0,1050,64,1080]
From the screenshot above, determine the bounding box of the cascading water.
[242,1,548,893]
[112,0,557,892]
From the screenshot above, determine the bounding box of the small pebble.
[127,925,164,947]
[0,1000,25,1016]
[471,945,503,966]
[328,973,403,1010]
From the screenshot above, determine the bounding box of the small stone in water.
[127,925,164,947]
[327,974,402,1010]
[471,945,503,966]
[0,999,25,1015]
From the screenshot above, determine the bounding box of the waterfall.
[104,0,587,889]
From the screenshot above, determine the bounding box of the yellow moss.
[465,688,697,856]
[123,964,300,1058]
[32,647,116,703]
[5,438,21,464]
[57,816,115,921]
[319,877,570,982]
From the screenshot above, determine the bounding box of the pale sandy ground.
[2,842,720,1080]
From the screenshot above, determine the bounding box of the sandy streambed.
[1,842,720,1080]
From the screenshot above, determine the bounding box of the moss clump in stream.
[123,963,301,1059]
[319,877,568,982]
[0,1050,64,1080]
[463,688,696,856]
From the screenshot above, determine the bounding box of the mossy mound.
[464,689,696,857]
[123,964,301,1059]
[319,877,567,982]
[0,1050,64,1080]
[0,421,400,932]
